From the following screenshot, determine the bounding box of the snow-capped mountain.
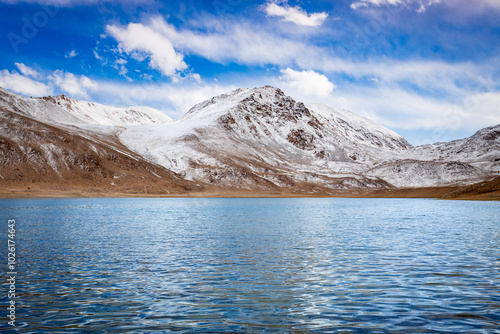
[1,85,498,195]
[121,86,499,190]
[0,99,199,196]
[119,87,413,190]
[365,124,500,187]
[119,86,496,190]
[0,87,172,127]
[408,124,500,171]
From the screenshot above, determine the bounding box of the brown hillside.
[442,176,500,200]
[0,107,204,196]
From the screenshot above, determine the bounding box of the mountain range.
[1,86,499,199]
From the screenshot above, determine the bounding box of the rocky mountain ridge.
[0,86,498,196]
[0,87,172,127]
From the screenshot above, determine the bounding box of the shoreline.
[1,185,498,201]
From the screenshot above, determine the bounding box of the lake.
[0,198,499,333]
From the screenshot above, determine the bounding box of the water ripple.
[0,198,499,333]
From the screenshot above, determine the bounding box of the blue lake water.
[0,198,499,333]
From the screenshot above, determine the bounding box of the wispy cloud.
[262,2,328,27]
[15,62,40,79]
[106,22,188,80]
[148,17,306,66]
[0,68,51,96]
[65,50,79,58]
[113,58,129,78]
[0,0,152,6]
[143,16,492,95]
[95,81,235,117]
[98,15,499,142]
[50,70,98,98]
[350,0,500,13]
[350,0,442,12]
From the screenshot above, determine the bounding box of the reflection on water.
[1,198,499,333]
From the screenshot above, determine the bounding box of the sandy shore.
[1,184,498,200]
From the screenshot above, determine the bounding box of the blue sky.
[0,0,499,145]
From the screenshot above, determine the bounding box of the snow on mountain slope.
[307,104,410,150]
[120,86,411,189]
[407,124,500,171]
[40,95,173,126]
[1,85,498,191]
[365,160,484,188]
[362,124,500,187]
[0,103,202,194]
[0,87,84,125]
[305,103,412,163]
[0,87,172,127]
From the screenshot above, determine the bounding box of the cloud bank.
[0,64,98,99]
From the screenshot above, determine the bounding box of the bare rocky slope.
[0,90,201,196]
[121,86,411,192]
[0,86,498,197]
[120,86,498,191]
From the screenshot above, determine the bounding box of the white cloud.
[80,75,98,90]
[113,58,129,77]
[148,17,310,66]
[93,50,103,61]
[313,83,500,144]
[263,2,328,27]
[0,69,52,96]
[278,68,335,101]
[14,63,40,79]
[96,81,235,118]
[350,0,500,13]
[145,16,488,96]
[350,0,439,11]
[50,70,98,99]
[65,50,79,58]
[0,0,152,6]
[106,22,188,79]
[351,0,407,10]
[1,64,101,99]
[463,92,500,127]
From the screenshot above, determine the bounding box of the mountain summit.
[0,87,172,127]
[0,86,498,196]
[120,86,496,191]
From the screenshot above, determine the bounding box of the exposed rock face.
[119,85,497,190]
[0,85,499,195]
[120,86,412,190]
[0,103,201,195]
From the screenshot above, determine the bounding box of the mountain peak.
[39,93,72,101]
[186,85,287,116]
[184,85,310,125]
[0,88,172,126]
[250,85,285,96]
[1,85,498,194]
